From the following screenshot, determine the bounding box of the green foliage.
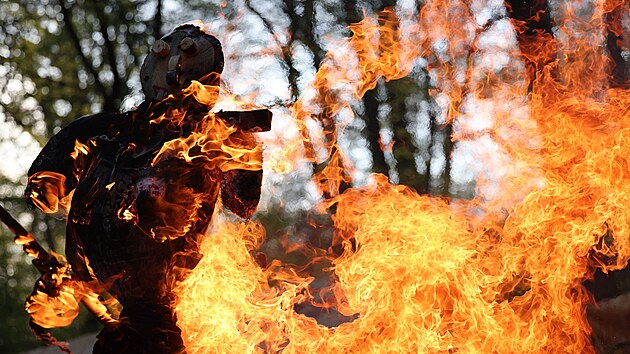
[0,0,158,141]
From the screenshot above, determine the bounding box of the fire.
[26,275,81,328]
[23,139,93,216]
[26,172,73,216]
[23,250,121,330]
[172,3,629,354]
[131,80,269,243]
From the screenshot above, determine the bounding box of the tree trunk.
[154,0,163,40]
[363,88,389,176]
[504,0,556,91]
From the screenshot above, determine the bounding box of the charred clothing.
[26,98,269,353]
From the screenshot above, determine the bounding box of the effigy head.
[140,24,224,101]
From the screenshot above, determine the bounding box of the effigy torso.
[65,106,221,304]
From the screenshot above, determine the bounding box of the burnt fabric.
[92,303,185,354]
[25,99,268,353]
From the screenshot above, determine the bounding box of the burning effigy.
[3,1,630,354]
[16,24,272,353]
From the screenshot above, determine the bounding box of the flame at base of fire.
[175,145,630,353]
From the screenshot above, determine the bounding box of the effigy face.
[140,24,224,100]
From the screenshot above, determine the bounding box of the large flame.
[173,2,629,354]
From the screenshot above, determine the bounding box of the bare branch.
[243,0,299,98]
[154,0,163,39]
[58,0,108,105]
[93,2,122,110]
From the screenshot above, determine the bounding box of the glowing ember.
[172,3,629,354]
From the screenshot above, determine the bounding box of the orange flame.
[172,3,630,354]
[133,80,267,242]
[25,253,120,329]
[26,172,73,216]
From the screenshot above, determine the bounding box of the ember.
[7,1,629,354]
